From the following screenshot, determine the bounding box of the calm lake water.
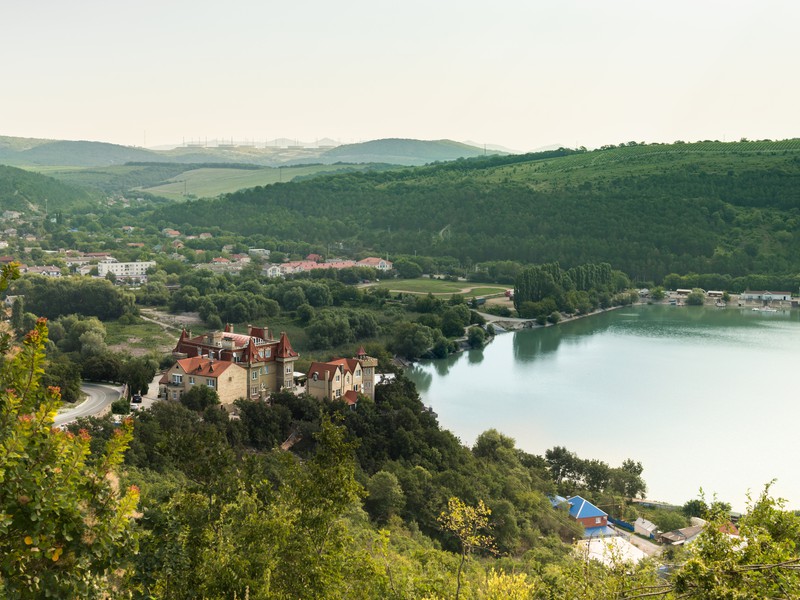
[407,305,800,511]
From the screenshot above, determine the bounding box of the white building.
[740,290,793,302]
[97,261,155,279]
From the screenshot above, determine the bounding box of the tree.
[121,356,156,398]
[10,296,24,336]
[365,471,405,523]
[669,485,800,598]
[394,258,423,279]
[438,497,496,600]
[391,322,435,360]
[686,288,705,306]
[180,385,220,412]
[467,326,485,348]
[0,269,139,597]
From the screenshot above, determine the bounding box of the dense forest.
[153,141,800,281]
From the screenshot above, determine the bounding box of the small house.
[634,517,658,539]
[566,495,613,538]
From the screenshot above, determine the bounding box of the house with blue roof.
[567,495,615,538]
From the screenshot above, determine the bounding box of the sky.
[2,1,799,151]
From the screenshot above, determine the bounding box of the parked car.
[131,394,143,403]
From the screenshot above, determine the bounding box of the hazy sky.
[2,1,798,151]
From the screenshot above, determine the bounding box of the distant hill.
[0,134,511,169]
[3,140,161,167]
[0,165,100,213]
[319,138,497,165]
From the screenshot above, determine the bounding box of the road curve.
[54,382,124,427]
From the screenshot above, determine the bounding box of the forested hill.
[155,140,800,280]
[0,165,100,213]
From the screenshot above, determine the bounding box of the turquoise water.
[407,305,800,511]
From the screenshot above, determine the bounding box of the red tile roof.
[307,362,341,380]
[343,390,359,405]
[176,356,237,378]
[276,332,298,358]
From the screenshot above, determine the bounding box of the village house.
[24,265,62,277]
[633,517,659,539]
[170,324,298,400]
[306,348,379,405]
[357,257,393,271]
[159,356,248,405]
[659,525,704,545]
[565,496,612,538]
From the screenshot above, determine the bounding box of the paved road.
[54,382,124,426]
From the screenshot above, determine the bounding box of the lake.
[407,305,800,512]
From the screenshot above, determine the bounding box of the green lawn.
[371,279,508,297]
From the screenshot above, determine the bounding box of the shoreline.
[485,303,626,332]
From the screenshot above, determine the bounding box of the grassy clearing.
[371,279,507,297]
[105,318,177,355]
[137,164,375,200]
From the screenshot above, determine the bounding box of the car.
[131,394,143,404]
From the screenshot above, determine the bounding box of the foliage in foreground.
[0,264,139,598]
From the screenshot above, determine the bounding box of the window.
[355,369,361,377]
[263,366,269,374]
[335,389,341,398]
[207,378,215,388]
[252,371,258,380]
[365,382,371,390]
[265,348,271,358]
[353,384,359,391]
[595,517,602,524]
[250,385,259,396]
[172,374,183,384]
[285,366,291,374]
[188,376,195,385]
[335,374,340,382]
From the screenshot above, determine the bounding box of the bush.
[111,398,130,415]
[467,326,486,348]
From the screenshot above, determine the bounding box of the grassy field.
[105,318,178,356]
[371,279,508,297]
[136,164,377,200]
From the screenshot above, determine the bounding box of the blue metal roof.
[567,495,607,520]
[549,495,568,508]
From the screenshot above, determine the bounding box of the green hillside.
[0,164,100,213]
[35,162,394,200]
[154,140,800,280]
[10,140,160,167]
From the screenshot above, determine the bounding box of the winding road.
[54,382,124,427]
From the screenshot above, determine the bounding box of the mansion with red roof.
[163,324,298,402]
[306,348,379,405]
[159,356,248,405]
